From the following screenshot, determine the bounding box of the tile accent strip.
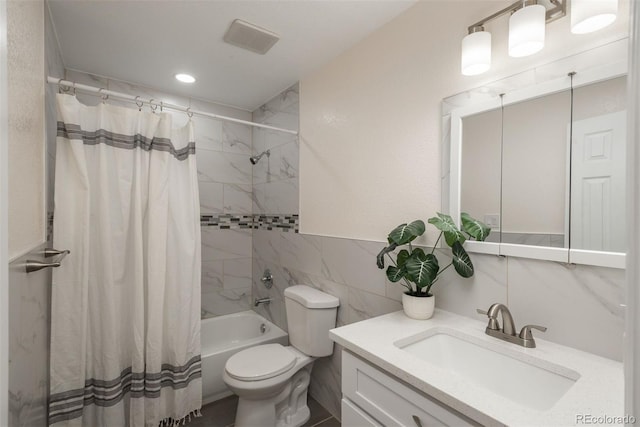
[48,212,299,233]
[199,214,299,232]
[253,214,299,232]
[200,214,254,229]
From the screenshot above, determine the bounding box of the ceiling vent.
[223,19,280,55]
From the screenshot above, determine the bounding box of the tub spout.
[254,297,272,307]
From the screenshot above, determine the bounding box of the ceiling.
[48,0,417,111]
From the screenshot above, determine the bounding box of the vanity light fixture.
[571,0,618,34]
[461,0,619,75]
[175,73,196,84]
[508,1,546,57]
[461,0,565,76]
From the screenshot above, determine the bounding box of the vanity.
[330,309,623,426]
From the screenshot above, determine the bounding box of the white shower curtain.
[49,94,202,426]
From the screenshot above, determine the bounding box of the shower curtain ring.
[135,96,144,111]
[99,88,109,104]
[58,78,71,94]
[186,107,193,119]
[149,99,158,113]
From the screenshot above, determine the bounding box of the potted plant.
[376,212,490,320]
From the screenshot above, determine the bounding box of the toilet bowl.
[223,285,339,427]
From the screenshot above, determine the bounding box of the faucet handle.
[519,324,547,340]
[476,308,500,330]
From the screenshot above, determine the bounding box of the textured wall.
[299,0,630,242]
[7,0,45,259]
[8,1,48,425]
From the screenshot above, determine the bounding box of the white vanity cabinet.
[341,350,480,427]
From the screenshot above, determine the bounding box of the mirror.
[502,89,571,248]
[570,76,627,253]
[460,108,502,244]
[448,62,627,267]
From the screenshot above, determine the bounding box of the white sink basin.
[395,329,581,411]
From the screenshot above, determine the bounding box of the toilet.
[223,285,339,427]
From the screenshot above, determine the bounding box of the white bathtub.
[201,310,289,404]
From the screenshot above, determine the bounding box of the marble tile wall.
[252,84,299,214]
[252,227,626,420]
[45,5,64,215]
[57,70,255,319]
[8,245,51,427]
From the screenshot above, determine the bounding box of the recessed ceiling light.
[175,73,196,83]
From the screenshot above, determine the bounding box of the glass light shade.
[461,31,492,76]
[571,0,618,34]
[508,4,546,58]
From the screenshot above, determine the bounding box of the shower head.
[250,150,270,165]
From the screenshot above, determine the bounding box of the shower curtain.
[48,94,202,426]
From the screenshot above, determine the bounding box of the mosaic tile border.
[200,214,254,229]
[48,212,299,233]
[200,214,299,232]
[253,214,299,232]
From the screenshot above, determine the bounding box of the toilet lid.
[225,344,296,381]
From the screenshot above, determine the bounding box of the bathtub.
[201,310,289,404]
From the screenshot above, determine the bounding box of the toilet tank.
[284,285,339,357]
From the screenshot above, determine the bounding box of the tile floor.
[189,394,339,427]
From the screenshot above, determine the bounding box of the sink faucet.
[477,303,547,348]
[254,297,272,307]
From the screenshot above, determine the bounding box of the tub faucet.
[254,297,272,307]
[477,303,547,348]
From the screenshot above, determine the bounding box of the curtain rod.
[47,76,299,136]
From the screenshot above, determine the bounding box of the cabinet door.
[342,351,479,427]
[342,398,381,427]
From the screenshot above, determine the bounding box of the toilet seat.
[225,343,296,381]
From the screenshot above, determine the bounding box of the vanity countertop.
[329,309,624,427]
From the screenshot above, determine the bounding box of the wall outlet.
[484,214,500,229]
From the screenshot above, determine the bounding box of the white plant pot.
[402,293,435,320]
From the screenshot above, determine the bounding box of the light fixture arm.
[467,0,565,33]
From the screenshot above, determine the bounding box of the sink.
[395,329,580,411]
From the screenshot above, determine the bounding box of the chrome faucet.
[254,297,272,307]
[477,303,547,348]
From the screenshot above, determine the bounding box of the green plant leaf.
[461,212,491,241]
[386,265,406,282]
[452,241,474,278]
[405,252,439,288]
[428,213,465,246]
[397,249,410,268]
[388,220,426,245]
